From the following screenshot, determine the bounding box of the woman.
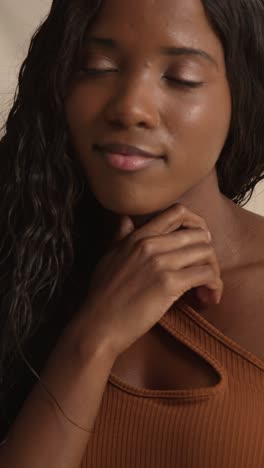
[0,0,264,466]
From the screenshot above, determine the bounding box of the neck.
[128,170,246,274]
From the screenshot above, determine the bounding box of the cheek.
[64,85,102,144]
[167,84,232,161]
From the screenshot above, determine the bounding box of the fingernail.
[216,292,221,304]
[207,230,212,241]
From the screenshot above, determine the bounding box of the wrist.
[59,313,117,372]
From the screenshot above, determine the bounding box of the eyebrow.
[83,36,218,69]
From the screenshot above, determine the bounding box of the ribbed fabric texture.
[81,299,264,468]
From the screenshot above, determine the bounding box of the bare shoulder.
[196,205,264,359]
[235,204,264,264]
[222,203,264,313]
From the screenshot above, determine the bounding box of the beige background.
[1,0,263,215]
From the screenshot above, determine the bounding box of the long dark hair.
[0,0,264,437]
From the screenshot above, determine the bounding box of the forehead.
[90,0,206,23]
[86,0,223,64]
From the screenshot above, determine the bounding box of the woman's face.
[64,0,232,216]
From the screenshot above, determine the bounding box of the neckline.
[174,298,264,372]
[108,300,227,400]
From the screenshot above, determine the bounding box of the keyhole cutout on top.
[110,322,221,391]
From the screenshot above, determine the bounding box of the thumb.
[113,215,135,243]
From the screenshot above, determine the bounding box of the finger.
[196,285,222,304]
[135,227,211,257]
[148,244,220,279]
[131,203,210,242]
[172,265,222,299]
[112,215,135,243]
[149,244,223,304]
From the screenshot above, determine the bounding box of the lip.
[94,143,164,159]
[99,151,164,171]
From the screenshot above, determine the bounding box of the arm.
[0,316,116,468]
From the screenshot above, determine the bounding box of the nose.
[103,77,161,129]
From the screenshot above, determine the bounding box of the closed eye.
[164,76,203,88]
[80,67,117,75]
[79,68,203,88]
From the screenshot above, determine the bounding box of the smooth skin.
[76,202,222,358]
[65,0,255,281]
[1,1,264,467]
[65,0,262,317]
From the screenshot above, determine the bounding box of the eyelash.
[79,67,202,88]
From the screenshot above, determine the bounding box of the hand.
[75,203,223,360]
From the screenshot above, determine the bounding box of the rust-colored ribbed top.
[81,299,264,468]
